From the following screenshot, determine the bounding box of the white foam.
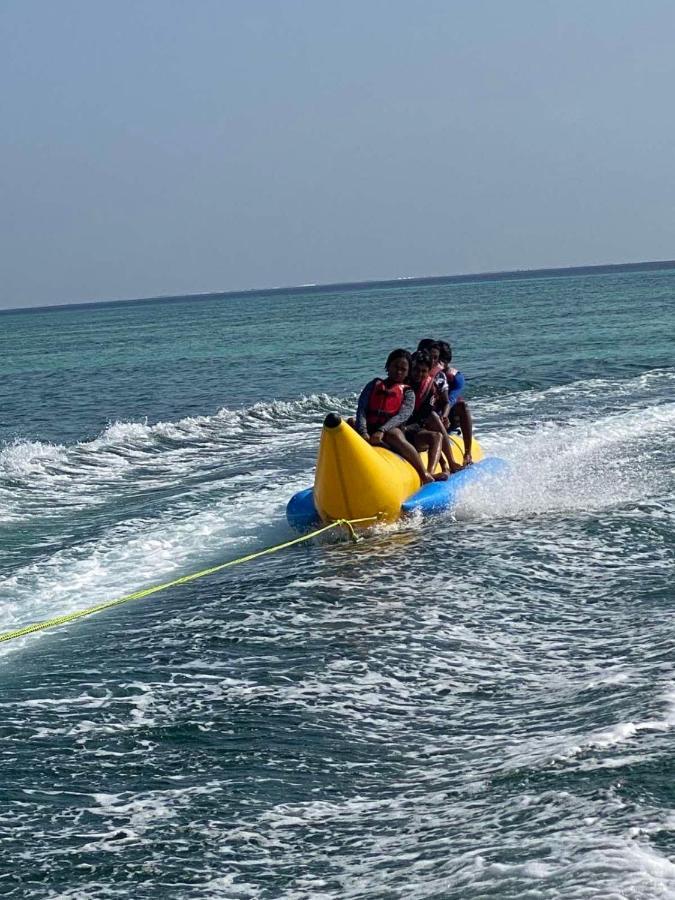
[0,440,68,477]
[0,470,311,654]
[87,781,220,833]
[548,684,675,763]
[456,398,675,521]
[0,393,349,479]
[0,394,353,531]
[478,366,675,422]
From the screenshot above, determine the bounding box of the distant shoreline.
[4,258,675,315]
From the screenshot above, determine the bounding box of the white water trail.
[458,398,675,520]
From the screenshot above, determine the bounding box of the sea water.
[0,267,673,898]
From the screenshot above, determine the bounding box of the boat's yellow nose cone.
[313,415,420,524]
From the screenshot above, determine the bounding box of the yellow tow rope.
[0,516,377,645]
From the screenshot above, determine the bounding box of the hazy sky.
[2,1,675,309]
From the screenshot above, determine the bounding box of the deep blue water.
[0,267,673,898]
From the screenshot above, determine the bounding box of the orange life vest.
[412,375,435,412]
[366,379,407,430]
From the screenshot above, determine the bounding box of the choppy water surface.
[1,269,673,898]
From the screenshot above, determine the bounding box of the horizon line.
[3,257,675,314]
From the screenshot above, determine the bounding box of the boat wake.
[1,370,672,657]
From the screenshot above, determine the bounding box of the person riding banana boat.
[286,339,503,530]
[348,348,437,484]
[417,338,473,467]
[406,348,463,475]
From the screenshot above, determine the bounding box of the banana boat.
[286,413,507,530]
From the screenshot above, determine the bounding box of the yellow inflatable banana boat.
[286,413,504,530]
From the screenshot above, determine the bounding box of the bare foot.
[463,452,473,467]
[433,472,449,482]
[420,471,434,485]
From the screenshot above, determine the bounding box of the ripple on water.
[1,362,673,897]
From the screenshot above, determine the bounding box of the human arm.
[447,370,466,406]
[381,387,415,433]
[436,384,450,422]
[355,380,375,438]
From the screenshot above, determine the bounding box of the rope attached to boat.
[0,517,377,645]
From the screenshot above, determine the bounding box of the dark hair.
[417,338,439,354]
[411,349,433,369]
[385,348,412,369]
[437,340,452,363]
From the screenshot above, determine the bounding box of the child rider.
[437,340,473,466]
[408,350,462,475]
[353,349,434,485]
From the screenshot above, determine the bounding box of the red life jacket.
[366,379,407,430]
[412,375,435,412]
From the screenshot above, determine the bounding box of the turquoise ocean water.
[0,267,673,897]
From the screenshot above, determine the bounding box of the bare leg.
[383,427,434,484]
[414,429,443,475]
[426,411,463,473]
[427,431,448,480]
[455,401,473,465]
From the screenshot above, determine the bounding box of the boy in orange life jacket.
[352,348,434,485]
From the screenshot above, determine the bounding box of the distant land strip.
[4,258,675,315]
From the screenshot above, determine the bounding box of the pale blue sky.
[2,0,674,308]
